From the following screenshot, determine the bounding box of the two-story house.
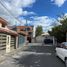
[0,17,18,55]
[16,26,33,43]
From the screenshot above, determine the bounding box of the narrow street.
[0,43,65,67]
[0,0,67,67]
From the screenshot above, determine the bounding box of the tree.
[48,16,67,43]
[35,26,43,37]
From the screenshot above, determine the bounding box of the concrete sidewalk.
[28,43,42,46]
[0,44,28,63]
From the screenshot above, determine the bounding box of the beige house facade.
[0,17,18,55]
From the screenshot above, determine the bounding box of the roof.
[0,17,18,36]
[0,17,8,25]
[17,26,33,32]
[7,25,16,29]
[41,32,49,36]
[17,31,28,36]
[17,26,33,29]
[0,27,18,36]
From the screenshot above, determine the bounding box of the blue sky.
[23,0,67,18]
[0,0,67,32]
[21,0,67,31]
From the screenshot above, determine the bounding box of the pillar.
[53,36,55,45]
[0,23,2,27]
[6,35,11,53]
[15,36,18,48]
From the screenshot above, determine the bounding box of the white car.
[56,42,67,67]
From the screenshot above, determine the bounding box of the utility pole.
[53,36,55,45]
[25,19,28,44]
[26,19,27,39]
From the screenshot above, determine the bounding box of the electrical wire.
[0,0,23,25]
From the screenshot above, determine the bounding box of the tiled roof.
[0,27,18,36]
[0,17,8,25]
[17,26,33,29]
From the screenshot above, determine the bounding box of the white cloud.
[18,17,26,25]
[64,13,67,17]
[29,16,59,32]
[0,0,61,32]
[57,13,67,22]
[3,0,36,8]
[2,0,36,17]
[51,0,66,7]
[22,11,36,16]
[0,0,36,25]
[20,0,36,7]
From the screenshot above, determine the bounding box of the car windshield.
[64,42,67,46]
[61,42,67,47]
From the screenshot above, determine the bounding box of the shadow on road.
[13,45,65,67]
[23,46,55,53]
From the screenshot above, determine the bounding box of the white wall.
[33,26,36,38]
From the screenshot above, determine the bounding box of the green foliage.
[48,17,67,43]
[35,26,43,37]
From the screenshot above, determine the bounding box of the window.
[2,24,5,27]
[20,28,26,31]
[26,28,30,31]
[28,32,32,35]
[20,27,30,31]
[60,42,67,49]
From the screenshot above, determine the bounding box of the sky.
[0,0,67,32]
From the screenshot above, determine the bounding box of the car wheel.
[65,59,67,67]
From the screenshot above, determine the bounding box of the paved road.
[0,43,65,67]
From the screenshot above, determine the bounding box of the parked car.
[44,39,53,44]
[56,42,67,67]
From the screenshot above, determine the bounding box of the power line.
[0,0,22,25]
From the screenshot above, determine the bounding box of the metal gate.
[0,33,6,55]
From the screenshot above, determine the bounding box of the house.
[9,25,28,47]
[16,26,33,43]
[41,32,49,36]
[0,17,18,54]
